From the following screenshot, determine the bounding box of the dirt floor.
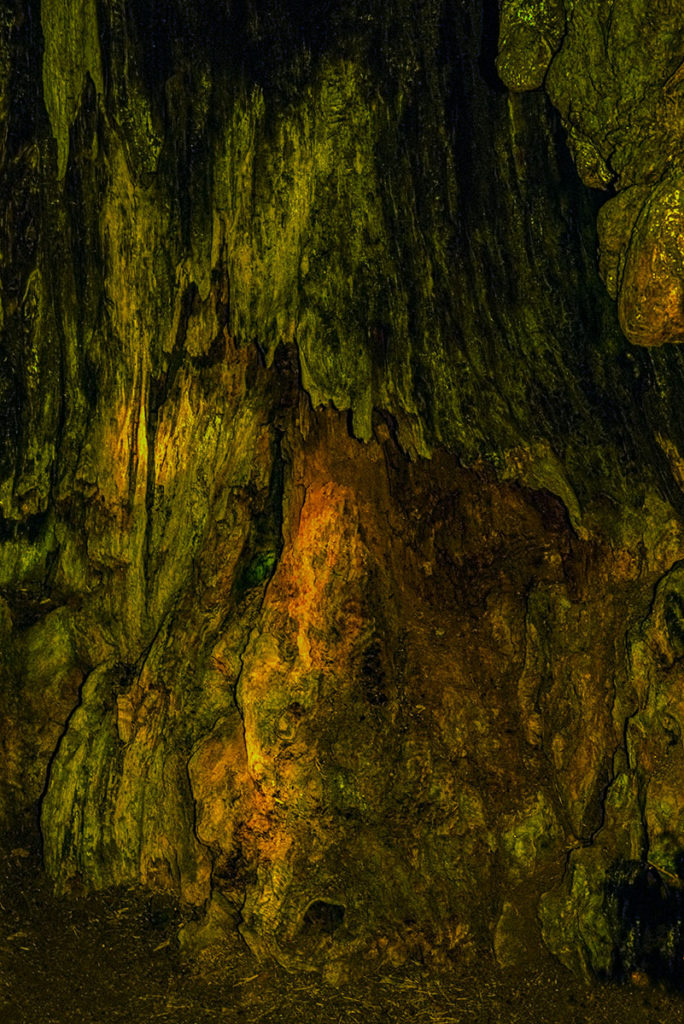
[2,845,684,1024]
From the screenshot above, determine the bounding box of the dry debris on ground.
[1,847,683,1024]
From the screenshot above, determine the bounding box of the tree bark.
[2,0,684,977]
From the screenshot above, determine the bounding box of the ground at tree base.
[1,848,683,1024]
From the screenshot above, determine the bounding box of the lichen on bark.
[41,0,104,179]
[4,0,684,980]
[498,0,684,347]
[495,0,684,971]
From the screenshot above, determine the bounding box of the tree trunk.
[2,0,684,978]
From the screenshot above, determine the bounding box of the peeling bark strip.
[3,0,684,979]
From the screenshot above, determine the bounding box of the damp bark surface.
[3,0,684,996]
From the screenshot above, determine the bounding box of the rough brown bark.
[3,0,684,979]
